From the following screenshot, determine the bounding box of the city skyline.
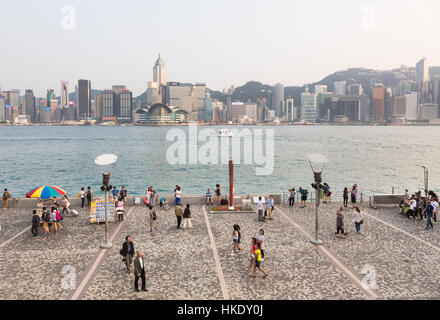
[1,0,440,97]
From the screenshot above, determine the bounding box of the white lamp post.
[307,153,328,246]
[418,165,429,198]
[95,154,118,249]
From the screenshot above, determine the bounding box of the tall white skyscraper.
[416,58,429,88]
[301,86,317,122]
[153,53,167,95]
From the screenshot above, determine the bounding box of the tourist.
[257,196,264,222]
[31,210,40,237]
[215,184,221,205]
[353,207,363,234]
[249,238,257,271]
[120,236,135,274]
[112,186,119,201]
[119,186,127,202]
[41,207,50,236]
[343,187,349,207]
[404,189,410,203]
[175,202,183,229]
[116,199,125,222]
[150,187,156,206]
[183,204,192,230]
[133,251,147,292]
[423,201,434,230]
[335,207,345,239]
[86,187,93,207]
[418,195,426,220]
[53,197,60,211]
[206,189,213,205]
[251,243,268,278]
[232,224,243,256]
[149,205,157,233]
[408,196,416,219]
[266,195,274,220]
[61,195,70,216]
[322,183,330,204]
[175,186,182,206]
[298,187,308,208]
[80,188,85,208]
[350,186,357,205]
[2,188,11,210]
[289,188,296,206]
[256,229,265,260]
[51,207,62,235]
[354,184,360,203]
[431,197,438,223]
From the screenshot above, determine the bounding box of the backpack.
[43,211,51,222]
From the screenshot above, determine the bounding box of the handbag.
[360,219,364,225]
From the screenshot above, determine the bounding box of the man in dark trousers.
[121,236,135,274]
[86,187,93,207]
[31,210,40,237]
[133,251,147,292]
[175,202,183,229]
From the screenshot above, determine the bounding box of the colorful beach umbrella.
[26,186,66,199]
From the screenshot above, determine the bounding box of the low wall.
[0,194,281,209]
[371,194,405,208]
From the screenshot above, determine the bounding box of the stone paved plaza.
[1,200,440,300]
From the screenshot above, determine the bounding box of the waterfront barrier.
[0,194,281,209]
[370,194,404,208]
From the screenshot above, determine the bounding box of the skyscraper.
[272,83,285,118]
[334,81,346,96]
[24,90,36,122]
[60,81,69,120]
[118,89,132,122]
[372,85,385,122]
[112,85,126,119]
[301,86,317,122]
[153,53,167,96]
[78,79,91,119]
[416,58,429,88]
[102,90,115,120]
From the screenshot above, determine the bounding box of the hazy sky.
[1,0,439,97]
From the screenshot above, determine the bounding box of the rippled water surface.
[0,125,438,197]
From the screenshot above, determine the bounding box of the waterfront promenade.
[1,201,440,300]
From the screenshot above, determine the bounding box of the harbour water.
[0,125,438,197]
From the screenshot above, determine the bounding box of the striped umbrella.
[26,186,66,199]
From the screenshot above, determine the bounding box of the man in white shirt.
[134,251,147,292]
[431,199,439,223]
[257,196,264,222]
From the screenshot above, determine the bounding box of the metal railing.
[280,190,367,206]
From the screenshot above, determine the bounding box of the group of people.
[231,225,268,278]
[335,206,364,238]
[120,236,148,291]
[79,187,94,208]
[31,197,68,237]
[256,196,274,222]
[205,184,223,206]
[401,189,439,230]
[343,185,360,207]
